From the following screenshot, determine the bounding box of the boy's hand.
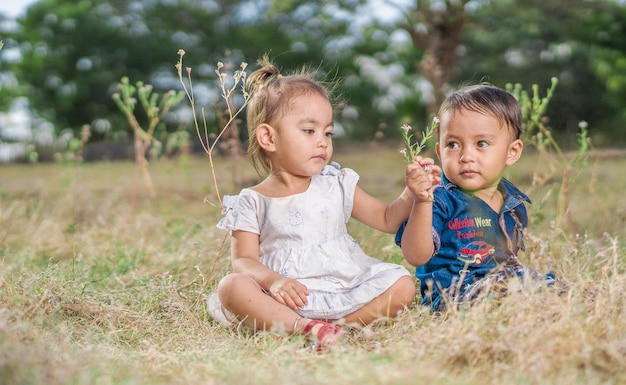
[406,156,441,202]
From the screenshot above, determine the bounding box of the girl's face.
[270,93,334,177]
[435,108,522,200]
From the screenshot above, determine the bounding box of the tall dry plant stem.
[176,49,250,209]
[508,78,591,232]
[113,77,185,217]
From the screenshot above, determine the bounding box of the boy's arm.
[401,200,435,266]
[400,158,436,266]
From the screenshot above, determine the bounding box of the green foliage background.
[1,0,625,148]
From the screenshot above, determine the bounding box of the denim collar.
[439,173,531,211]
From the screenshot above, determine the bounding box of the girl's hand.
[269,277,309,310]
[406,156,441,202]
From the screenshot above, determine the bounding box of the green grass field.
[1,144,624,385]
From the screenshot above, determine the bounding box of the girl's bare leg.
[216,273,413,344]
[217,273,303,332]
[217,273,344,348]
[342,275,416,326]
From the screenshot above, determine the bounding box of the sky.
[0,0,38,18]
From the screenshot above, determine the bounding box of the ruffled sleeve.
[317,162,359,223]
[320,161,341,176]
[216,190,262,235]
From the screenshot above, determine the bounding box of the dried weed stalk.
[176,49,251,209]
[508,78,592,232]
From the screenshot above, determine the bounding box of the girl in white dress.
[208,56,440,350]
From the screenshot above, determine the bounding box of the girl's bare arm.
[230,230,309,309]
[352,156,440,234]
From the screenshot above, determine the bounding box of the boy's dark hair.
[436,84,523,140]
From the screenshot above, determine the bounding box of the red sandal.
[303,319,344,351]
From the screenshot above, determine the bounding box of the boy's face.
[435,108,523,200]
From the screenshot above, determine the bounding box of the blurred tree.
[9,0,312,141]
[458,0,626,144]
[341,0,626,144]
[0,15,22,111]
[9,0,377,142]
[11,1,215,139]
[398,0,471,115]
[4,0,626,148]
[572,1,626,143]
[258,0,433,139]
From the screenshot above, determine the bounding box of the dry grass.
[1,145,624,385]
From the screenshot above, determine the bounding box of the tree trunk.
[401,0,470,115]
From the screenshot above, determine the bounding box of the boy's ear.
[506,139,523,166]
[435,142,442,160]
[256,124,276,152]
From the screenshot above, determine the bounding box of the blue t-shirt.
[396,174,531,310]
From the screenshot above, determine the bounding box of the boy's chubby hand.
[406,156,441,202]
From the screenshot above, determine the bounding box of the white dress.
[210,162,411,323]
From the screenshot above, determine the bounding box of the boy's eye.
[446,142,459,149]
[477,140,489,148]
[325,131,334,137]
[303,129,314,135]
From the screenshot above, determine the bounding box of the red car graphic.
[457,241,495,264]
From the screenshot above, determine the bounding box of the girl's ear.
[256,124,276,152]
[506,139,523,166]
[435,142,442,160]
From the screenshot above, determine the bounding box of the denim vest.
[396,174,531,310]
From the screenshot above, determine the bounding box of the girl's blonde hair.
[245,55,333,175]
